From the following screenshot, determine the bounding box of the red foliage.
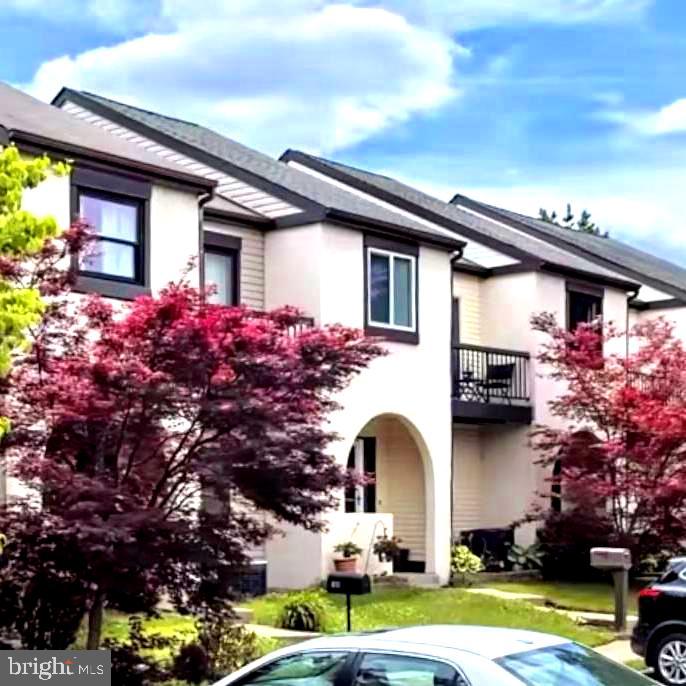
[529,313,686,562]
[0,282,382,646]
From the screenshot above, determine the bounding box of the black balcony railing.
[452,344,531,422]
[286,316,315,337]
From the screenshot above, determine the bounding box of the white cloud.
[370,0,652,32]
[603,98,686,136]
[1,0,160,33]
[22,3,459,154]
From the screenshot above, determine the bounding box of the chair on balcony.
[483,363,515,403]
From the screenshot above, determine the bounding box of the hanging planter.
[373,535,403,563]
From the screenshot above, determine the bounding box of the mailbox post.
[326,573,371,632]
[590,547,632,634]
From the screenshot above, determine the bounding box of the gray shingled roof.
[451,195,686,301]
[281,151,637,288]
[0,82,213,189]
[53,90,462,250]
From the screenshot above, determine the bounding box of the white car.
[212,625,655,685]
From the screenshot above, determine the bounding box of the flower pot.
[333,557,358,572]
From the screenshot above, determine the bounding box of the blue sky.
[2,1,686,264]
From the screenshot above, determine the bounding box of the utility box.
[590,547,632,634]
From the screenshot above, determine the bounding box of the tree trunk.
[86,590,104,650]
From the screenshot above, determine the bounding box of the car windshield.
[496,642,654,685]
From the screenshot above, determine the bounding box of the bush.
[450,545,483,586]
[276,591,327,632]
[107,576,160,615]
[172,643,210,685]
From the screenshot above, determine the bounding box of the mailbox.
[590,547,632,571]
[326,573,371,596]
[590,547,631,634]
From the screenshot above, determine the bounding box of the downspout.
[626,287,640,359]
[449,246,465,549]
[197,190,214,301]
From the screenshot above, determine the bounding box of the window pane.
[80,194,138,242]
[370,253,390,323]
[354,654,457,686]
[205,251,235,305]
[81,241,135,279]
[241,651,348,685]
[393,257,412,327]
[497,643,653,686]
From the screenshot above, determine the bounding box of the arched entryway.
[345,414,430,572]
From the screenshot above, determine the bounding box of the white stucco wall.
[265,222,453,583]
[636,305,686,339]
[149,184,201,291]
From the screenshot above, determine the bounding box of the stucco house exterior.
[4,80,686,589]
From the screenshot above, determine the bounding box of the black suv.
[633,559,686,684]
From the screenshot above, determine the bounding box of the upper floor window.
[79,192,143,283]
[567,282,603,331]
[365,235,418,344]
[72,167,151,300]
[203,232,241,306]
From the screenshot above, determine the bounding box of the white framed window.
[366,247,417,332]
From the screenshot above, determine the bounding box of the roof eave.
[8,128,216,194]
[541,262,640,292]
[452,193,686,301]
[324,208,465,251]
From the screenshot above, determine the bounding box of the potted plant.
[372,535,402,563]
[333,541,363,572]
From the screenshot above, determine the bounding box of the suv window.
[237,651,349,685]
[353,653,460,686]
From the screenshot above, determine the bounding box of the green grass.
[247,586,612,647]
[483,580,641,614]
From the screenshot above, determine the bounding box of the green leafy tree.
[0,145,75,436]
[539,203,608,238]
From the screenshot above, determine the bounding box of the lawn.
[247,586,612,647]
[482,580,641,614]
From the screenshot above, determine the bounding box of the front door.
[344,437,376,513]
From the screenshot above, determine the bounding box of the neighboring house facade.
[6,81,686,589]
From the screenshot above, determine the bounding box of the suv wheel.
[656,633,686,685]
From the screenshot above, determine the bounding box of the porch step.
[390,572,441,588]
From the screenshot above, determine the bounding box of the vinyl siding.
[375,418,426,562]
[452,427,483,535]
[453,273,482,345]
[204,219,265,310]
[60,101,301,219]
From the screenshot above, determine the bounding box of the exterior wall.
[452,273,481,345]
[204,219,265,309]
[452,427,482,533]
[637,305,686,339]
[264,222,453,583]
[21,166,70,229]
[374,417,426,562]
[265,513,393,589]
[149,184,201,291]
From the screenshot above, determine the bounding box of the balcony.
[452,344,532,424]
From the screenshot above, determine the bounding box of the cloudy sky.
[2,0,685,263]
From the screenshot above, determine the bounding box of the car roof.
[283,625,569,661]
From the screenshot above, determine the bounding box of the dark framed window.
[203,232,241,306]
[364,235,419,344]
[72,167,151,300]
[78,190,143,283]
[566,282,603,331]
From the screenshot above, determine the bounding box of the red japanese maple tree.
[530,313,686,570]
[0,283,382,648]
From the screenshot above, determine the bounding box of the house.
[5,80,686,588]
